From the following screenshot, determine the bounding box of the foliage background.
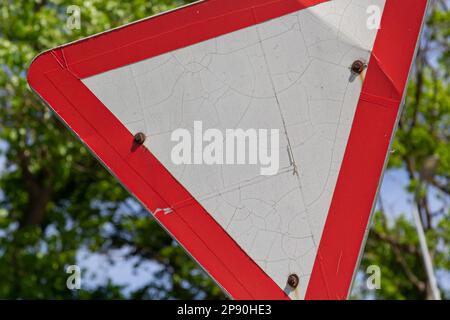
[0,0,448,299]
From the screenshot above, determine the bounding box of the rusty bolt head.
[351,60,365,74]
[287,274,299,289]
[134,132,146,145]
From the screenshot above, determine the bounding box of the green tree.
[0,0,448,300]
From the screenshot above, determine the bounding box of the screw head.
[351,60,365,74]
[287,274,299,289]
[134,132,146,145]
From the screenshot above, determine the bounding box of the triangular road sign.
[28,0,429,299]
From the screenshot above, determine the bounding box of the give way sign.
[28,0,429,300]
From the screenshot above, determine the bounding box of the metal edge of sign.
[26,0,429,300]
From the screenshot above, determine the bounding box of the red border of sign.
[28,0,428,299]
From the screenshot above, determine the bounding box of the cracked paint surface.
[83,0,386,299]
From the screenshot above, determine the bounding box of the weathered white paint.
[83,0,386,299]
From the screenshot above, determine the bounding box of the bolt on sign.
[28,0,429,299]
